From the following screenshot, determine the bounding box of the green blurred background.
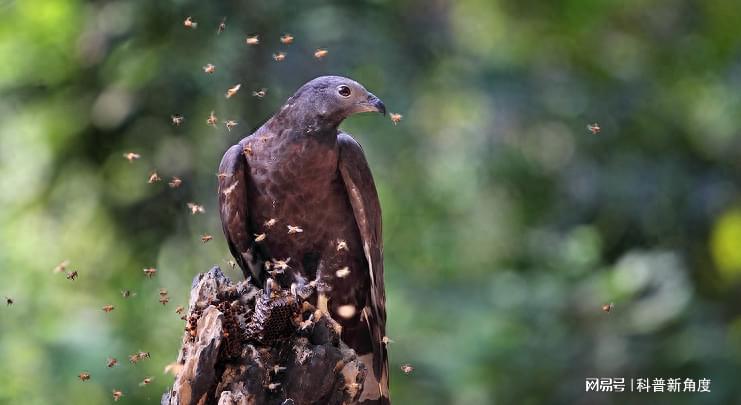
[2,0,741,404]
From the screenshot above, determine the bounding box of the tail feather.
[358,307,389,404]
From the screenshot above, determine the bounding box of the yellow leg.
[317,292,330,315]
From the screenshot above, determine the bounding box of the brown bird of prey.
[217,76,389,404]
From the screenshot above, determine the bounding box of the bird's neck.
[267,102,344,139]
[259,112,340,158]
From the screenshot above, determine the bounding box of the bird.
[217,76,389,404]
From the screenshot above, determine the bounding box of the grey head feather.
[269,76,385,134]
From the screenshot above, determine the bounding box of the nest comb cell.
[247,292,299,344]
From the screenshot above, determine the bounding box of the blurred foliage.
[2,0,741,404]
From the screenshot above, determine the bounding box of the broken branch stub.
[161,267,366,405]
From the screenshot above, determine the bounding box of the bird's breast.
[244,136,352,249]
[246,140,339,192]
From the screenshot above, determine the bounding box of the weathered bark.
[162,267,366,405]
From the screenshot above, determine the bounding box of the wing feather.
[337,133,389,401]
[217,143,263,284]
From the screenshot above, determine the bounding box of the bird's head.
[276,76,386,132]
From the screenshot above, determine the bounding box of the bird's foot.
[317,292,330,317]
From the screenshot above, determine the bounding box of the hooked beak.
[368,93,386,115]
[353,93,386,116]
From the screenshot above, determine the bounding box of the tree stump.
[161,267,367,405]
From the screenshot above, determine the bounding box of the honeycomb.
[246,292,299,344]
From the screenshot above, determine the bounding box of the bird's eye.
[337,85,352,97]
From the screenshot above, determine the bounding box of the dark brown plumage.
[217,76,389,404]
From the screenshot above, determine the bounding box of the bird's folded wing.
[218,143,263,283]
[337,132,388,398]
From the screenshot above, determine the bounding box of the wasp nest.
[162,267,366,405]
